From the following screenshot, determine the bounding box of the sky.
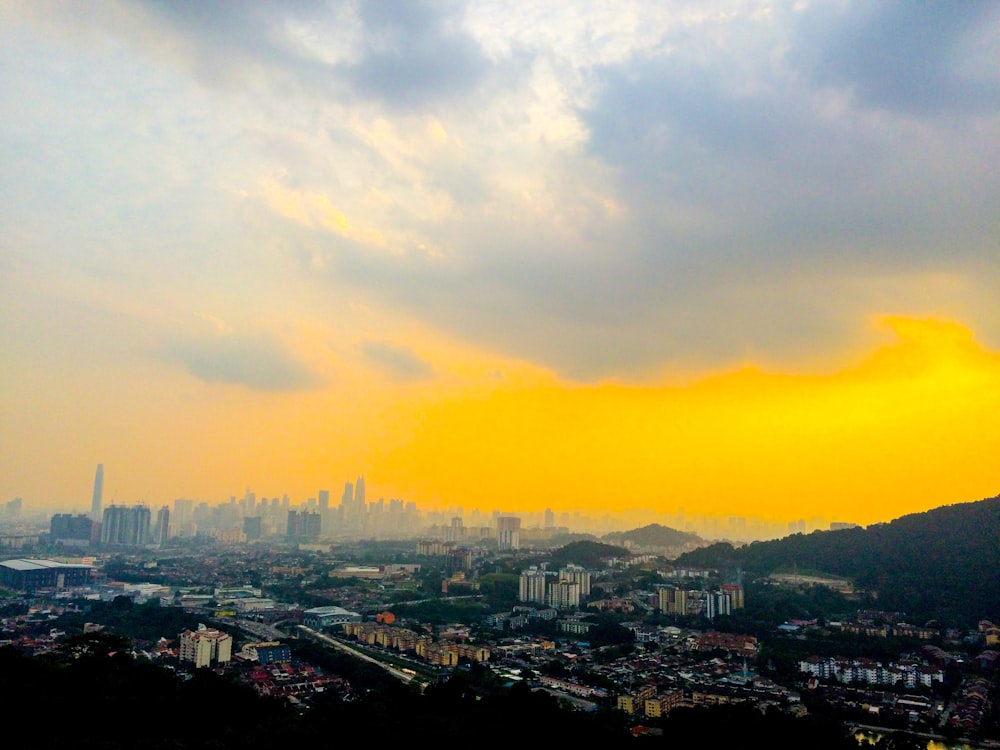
[2,1,999,528]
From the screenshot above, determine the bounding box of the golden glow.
[371,316,1000,524]
[3,316,998,526]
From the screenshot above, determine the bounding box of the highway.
[296,625,428,689]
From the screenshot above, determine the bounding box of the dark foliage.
[548,540,630,568]
[54,597,206,644]
[637,703,861,749]
[674,494,1000,627]
[1,643,939,749]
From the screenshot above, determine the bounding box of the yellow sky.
[367,316,1000,525]
[5,314,996,527]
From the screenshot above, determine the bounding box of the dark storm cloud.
[789,0,1000,115]
[358,339,433,380]
[163,334,321,391]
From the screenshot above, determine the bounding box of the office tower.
[354,475,366,505]
[286,510,321,540]
[243,516,262,541]
[90,464,104,522]
[318,489,329,511]
[240,489,256,516]
[496,515,520,551]
[544,508,555,529]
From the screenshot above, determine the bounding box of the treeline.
[52,597,205,645]
[674,494,1000,627]
[0,640,880,749]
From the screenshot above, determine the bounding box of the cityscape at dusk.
[2,2,998,527]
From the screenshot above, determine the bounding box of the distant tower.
[496,515,521,551]
[153,506,170,546]
[90,464,104,522]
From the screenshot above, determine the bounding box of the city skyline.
[1,461,945,543]
[2,3,999,526]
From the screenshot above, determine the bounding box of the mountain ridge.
[673,493,1000,627]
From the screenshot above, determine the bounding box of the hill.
[674,493,1000,628]
[548,540,629,568]
[601,523,704,555]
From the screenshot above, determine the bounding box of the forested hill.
[674,494,1000,627]
[548,540,629,568]
[602,523,703,551]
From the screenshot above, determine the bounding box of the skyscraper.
[496,515,521,551]
[153,506,170,546]
[90,464,104,522]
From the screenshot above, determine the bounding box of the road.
[296,625,428,689]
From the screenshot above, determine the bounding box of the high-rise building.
[658,587,687,616]
[90,464,104,522]
[286,510,321,540]
[152,506,170,546]
[519,566,548,604]
[547,580,580,609]
[559,564,591,597]
[179,625,232,668]
[3,497,22,520]
[496,515,520,551]
[445,516,464,543]
[706,590,733,621]
[721,583,744,609]
[243,516,263,541]
[50,514,98,545]
[100,505,151,546]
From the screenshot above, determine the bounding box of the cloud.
[4,1,999,384]
[358,339,433,381]
[789,1,1000,115]
[163,333,321,391]
[343,1,492,109]
[115,1,493,110]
